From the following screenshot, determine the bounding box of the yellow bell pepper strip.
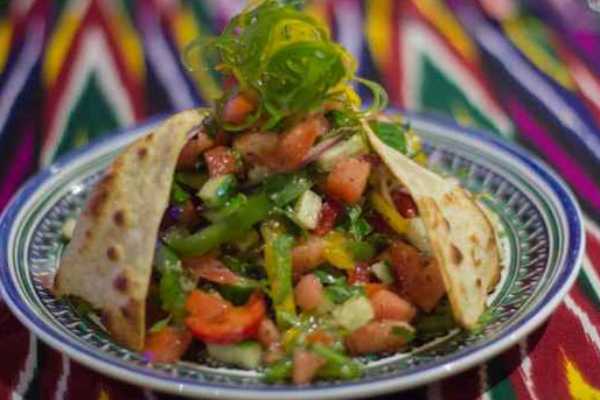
[262,221,296,328]
[323,231,355,270]
[369,192,410,234]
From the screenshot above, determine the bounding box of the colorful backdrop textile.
[1,0,600,399]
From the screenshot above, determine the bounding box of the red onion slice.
[301,136,343,166]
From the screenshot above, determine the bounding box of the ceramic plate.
[0,113,584,399]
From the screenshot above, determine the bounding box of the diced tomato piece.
[222,93,256,125]
[257,319,284,364]
[204,146,238,177]
[292,349,326,384]
[388,241,423,293]
[177,132,215,170]
[312,198,341,236]
[388,242,446,312]
[274,115,329,171]
[233,131,279,166]
[345,320,412,355]
[143,327,192,363]
[294,274,325,312]
[325,158,371,204]
[306,330,335,347]
[292,236,326,275]
[185,290,266,344]
[257,318,281,349]
[368,289,416,322]
[391,190,418,218]
[181,255,240,285]
[405,259,446,312]
[348,262,370,284]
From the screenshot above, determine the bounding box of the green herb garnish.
[184,0,386,130]
[369,120,408,154]
[343,205,372,241]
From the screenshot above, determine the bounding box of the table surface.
[1,1,599,399]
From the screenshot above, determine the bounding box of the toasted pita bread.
[365,121,500,329]
[54,109,208,350]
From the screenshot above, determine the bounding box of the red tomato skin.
[312,198,342,236]
[185,291,266,344]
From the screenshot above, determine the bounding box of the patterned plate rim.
[0,111,585,399]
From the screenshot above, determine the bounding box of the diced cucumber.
[197,174,237,208]
[332,296,374,331]
[316,135,368,171]
[206,341,263,370]
[61,218,76,241]
[293,190,322,230]
[371,260,394,284]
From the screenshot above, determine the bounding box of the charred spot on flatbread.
[113,273,128,292]
[366,119,500,329]
[88,189,109,218]
[113,210,126,227]
[106,245,121,261]
[53,109,207,350]
[137,147,148,160]
[450,244,463,265]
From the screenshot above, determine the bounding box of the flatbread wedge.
[365,121,500,329]
[53,109,207,350]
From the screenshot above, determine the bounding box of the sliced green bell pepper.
[166,173,311,257]
[262,222,296,328]
[166,192,272,256]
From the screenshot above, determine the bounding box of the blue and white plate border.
[0,111,585,399]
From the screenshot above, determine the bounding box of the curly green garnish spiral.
[184,0,387,131]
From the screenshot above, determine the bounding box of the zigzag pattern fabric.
[0,0,599,398]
